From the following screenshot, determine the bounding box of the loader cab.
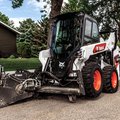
[51,12,83,59]
[50,12,100,77]
[51,12,99,58]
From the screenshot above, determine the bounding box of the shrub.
[9,55,16,59]
[0,58,40,71]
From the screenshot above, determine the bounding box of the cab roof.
[53,11,97,23]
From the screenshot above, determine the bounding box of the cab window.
[83,19,99,45]
[85,20,92,37]
[92,22,99,40]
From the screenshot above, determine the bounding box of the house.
[0,21,20,57]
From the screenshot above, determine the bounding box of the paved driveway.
[0,88,120,120]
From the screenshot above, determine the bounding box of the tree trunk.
[47,0,63,45]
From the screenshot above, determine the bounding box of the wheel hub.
[111,72,117,88]
[93,70,102,91]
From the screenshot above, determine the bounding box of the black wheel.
[82,62,103,98]
[103,66,119,93]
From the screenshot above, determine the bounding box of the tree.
[0,12,14,27]
[33,17,48,48]
[17,18,36,57]
[62,0,120,39]
[11,0,63,44]
[93,0,120,39]
[17,42,31,58]
[17,18,48,57]
[62,0,93,14]
[31,18,49,57]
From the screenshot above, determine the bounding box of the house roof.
[0,21,21,34]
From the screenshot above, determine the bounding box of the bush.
[9,55,16,59]
[0,58,40,71]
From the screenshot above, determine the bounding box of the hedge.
[0,58,40,71]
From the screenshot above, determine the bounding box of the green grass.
[0,58,41,71]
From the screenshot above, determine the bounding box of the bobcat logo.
[59,62,65,69]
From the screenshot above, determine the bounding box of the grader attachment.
[0,86,33,108]
[0,69,34,108]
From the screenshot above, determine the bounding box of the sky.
[0,0,68,27]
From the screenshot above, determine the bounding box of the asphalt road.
[0,89,120,120]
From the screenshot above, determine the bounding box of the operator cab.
[51,12,82,60]
[50,12,100,78]
[51,12,99,59]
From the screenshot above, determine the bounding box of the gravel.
[0,89,120,120]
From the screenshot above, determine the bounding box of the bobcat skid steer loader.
[0,12,119,108]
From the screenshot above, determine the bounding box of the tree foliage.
[62,0,93,14]
[63,0,120,38]
[12,0,24,8]
[11,0,63,44]
[17,18,48,57]
[0,12,14,27]
[93,0,120,39]
[17,42,31,58]
[31,18,48,57]
[93,0,120,30]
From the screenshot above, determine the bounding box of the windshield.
[51,17,81,56]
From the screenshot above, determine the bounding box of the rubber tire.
[103,66,119,93]
[82,62,103,98]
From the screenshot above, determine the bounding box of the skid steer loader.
[0,12,119,108]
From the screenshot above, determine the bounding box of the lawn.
[0,58,41,71]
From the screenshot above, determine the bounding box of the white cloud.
[28,0,47,11]
[10,17,27,27]
[27,0,51,15]
[27,0,68,13]
[26,0,68,15]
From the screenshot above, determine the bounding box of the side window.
[92,22,99,40]
[85,20,92,37]
[84,19,92,45]
[84,20,99,45]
